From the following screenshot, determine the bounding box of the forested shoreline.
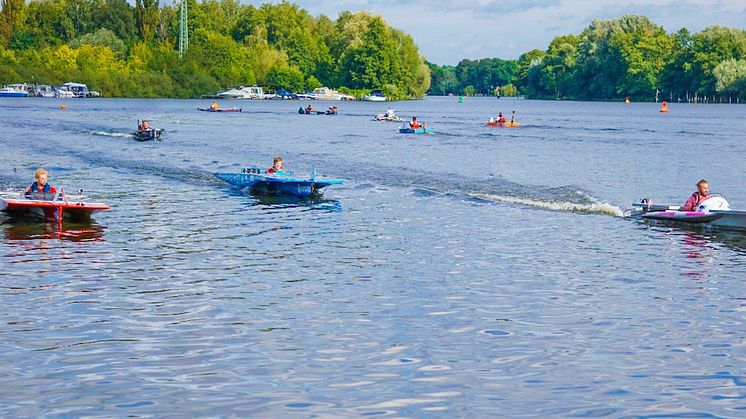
[1,0,744,102]
[430,15,746,103]
[0,0,430,98]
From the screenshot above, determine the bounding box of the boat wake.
[468,192,624,217]
[91,131,131,138]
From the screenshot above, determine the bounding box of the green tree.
[70,28,127,58]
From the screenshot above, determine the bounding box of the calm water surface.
[1,97,745,417]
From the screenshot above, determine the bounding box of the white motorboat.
[0,84,30,97]
[61,82,100,97]
[629,196,746,231]
[364,89,387,102]
[217,85,270,99]
[34,84,55,98]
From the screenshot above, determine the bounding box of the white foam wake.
[91,131,131,138]
[470,193,624,217]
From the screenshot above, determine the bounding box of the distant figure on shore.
[681,179,710,211]
[267,156,285,175]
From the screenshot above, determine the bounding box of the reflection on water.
[2,219,106,242]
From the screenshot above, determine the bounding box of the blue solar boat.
[213,166,344,198]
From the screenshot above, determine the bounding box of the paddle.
[510,110,515,124]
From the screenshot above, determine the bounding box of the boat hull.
[399,128,432,134]
[0,92,28,97]
[631,203,746,231]
[198,108,242,112]
[213,172,343,198]
[132,129,162,142]
[1,194,111,222]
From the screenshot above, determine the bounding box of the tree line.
[428,15,746,102]
[0,0,431,98]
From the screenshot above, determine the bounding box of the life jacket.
[27,182,56,194]
[498,116,506,123]
[410,120,420,129]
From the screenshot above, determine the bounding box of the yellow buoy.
[60,104,67,110]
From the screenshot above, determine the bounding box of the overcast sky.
[245,0,746,65]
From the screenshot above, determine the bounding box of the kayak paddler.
[211,101,219,110]
[680,179,711,211]
[497,112,506,123]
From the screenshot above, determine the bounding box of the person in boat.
[497,112,506,123]
[385,108,395,119]
[139,119,151,131]
[26,168,57,197]
[211,101,219,110]
[267,156,286,175]
[681,179,710,211]
[305,104,313,114]
[409,116,421,129]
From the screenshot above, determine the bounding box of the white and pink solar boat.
[630,196,746,231]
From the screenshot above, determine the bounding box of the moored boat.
[364,89,387,102]
[213,166,344,198]
[0,84,30,97]
[629,196,746,231]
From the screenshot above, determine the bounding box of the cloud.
[245,0,746,64]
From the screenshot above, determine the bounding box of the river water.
[1,97,745,417]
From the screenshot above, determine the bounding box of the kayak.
[132,128,162,142]
[198,108,242,112]
[399,127,433,134]
[629,196,746,231]
[1,189,111,224]
[213,166,344,198]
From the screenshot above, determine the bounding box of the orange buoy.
[660,101,669,113]
[60,104,67,110]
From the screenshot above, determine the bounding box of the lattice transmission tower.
[178,0,188,58]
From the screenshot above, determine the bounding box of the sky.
[246,0,746,65]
